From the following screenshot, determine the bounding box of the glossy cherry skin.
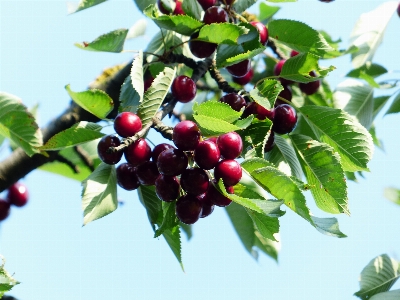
[214,159,242,186]
[290,50,299,57]
[197,193,214,217]
[217,132,243,159]
[197,0,217,10]
[114,112,142,138]
[173,120,201,151]
[175,194,203,224]
[157,148,188,176]
[274,60,293,85]
[264,131,275,152]
[180,168,210,196]
[173,1,184,15]
[124,138,152,166]
[250,21,268,45]
[232,69,253,85]
[155,175,180,202]
[7,182,29,207]
[97,135,123,165]
[272,104,297,134]
[226,59,251,78]
[151,143,175,163]
[256,104,274,121]
[275,85,293,107]
[203,6,229,24]
[219,93,246,112]
[116,163,140,191]
[157,0,171,14]
[171,75,197,103]
[194,140,220,170]
[204,180,233,207]
[136,161,160,185]
[0,199,11,221]
[299,72,321,95]
[144,75,154,92]
[189,32,217,58]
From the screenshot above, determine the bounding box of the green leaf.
[333,79,374,129]
[346,62,387,80]
[384,187,400,206]
[254,231,279,262]
[373,96,391,119]
[130,51,144,104]
[354,254,400,299]
[119,75,140,113]
[137,67,176,127]
[66,85,114,119]
[182,0,202,20]
[290,134,349,215]
[0,255,20,297]
[265,134,303,180]
[146,29,184,62]
[310,216,347,238]
[250,79,283,110]
[0,92,42,156]
[349,2,398,68]
[137,185,162,231]
[154,201,179,238]
[193,115,241,137]
[279,53,335,83]
[198,23,248,45]
[246,209,279,241]
[40,122,104,151]
[67,0,107,14]
[239,119,272,158]
[81,163,118,225]
[180,223,192,240]
[369,124,383,150]
[162,226,184,271]
[298,105,373,172]
[134,0,156,12]
[258,2,280,20]
[385,91,400,115]
[233,0,257,13]
[127,19,147,39]
[145,4,203,36]
[193,101,242,123]
[370,290,400,300]
[268,19,334,57]
[75,29,128,53]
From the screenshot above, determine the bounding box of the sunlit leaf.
[75,29,128,53]
[198,23,248,45]
[370,290,400,300]
[258,2,280,20]
[385,91,400,116]
[67,0,108,14]
[126,19,147,39]
[162,226,184,271]
[310,216,347,238]
[0,255,20,297]
[250,79,283,110]
[384,187,400,206]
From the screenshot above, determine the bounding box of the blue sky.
[0,1,400,299]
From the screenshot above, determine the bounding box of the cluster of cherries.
[97,111,244,224]
[0,182,29,222]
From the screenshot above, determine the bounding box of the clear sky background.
[0,1,400,299]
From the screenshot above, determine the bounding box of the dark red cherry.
[116,163,140,191]
[173,120,201,151]
[214,159,242,186]
[226,60,251,78]
[275,85,293,107]
[171,75,197,103]
[97,135,123,165]
[180,168,209,195]
[203,6,229,24]
[299,71,320,95]
[157,0,171,14]
[397,3,400,17]
[7,182,29,207]
[264,131,275,152]
[144,75,154,92]
[189,32,217,58]
[155,175,180,202]
[114,112,142,138]
[204,180,234,207]
[136,161,160,185]
[173,1,184,15]
[274,60,293,85]
[290,50,299,57]
[157,148,188,176]
[217,132,243,159]
[197,0,217,10]
[250,21,268,45]
[256,103,274,121]
[232,69,253,85]
[197,193,215,217]
[272,104,297,134]
[151,143,175,163]
[194,140,220,170]
[0,199,11,221]
[124,138,152,166]
[219,93,246,112]
[175,194,203,224]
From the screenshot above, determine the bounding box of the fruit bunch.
[0,182,29,222]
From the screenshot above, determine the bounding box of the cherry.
[204,180,233,207]
[217,132,243,159]
[226,59,251,78]
[197,0,217,10]
[319,0,334,2]
[194,140,220,170]
[0,199,10,221]
[207,137,218,144]
[398,3,400,17]
[173,1,184,15]
[290,50,299,57]
[97,135,123,165]
[124,138,152,166]
[155,175,180,202]
[189,32,217,58]
[151,143,175,163]
[157,0,172,14]
[7,182,29,207]
[219,93,246,112]
[272,104,297,134]
[114,112,142,138]
[197,193,214,217]
[116,163,140,190]
[242,102,257,119]
[181,168,210,196]
[136,161,160,185]
[175,194,203,224]
[250,21,268,45]
[171,75,197,103]
[275,85,293,107]
[144,75,154,92]
[232,68,253,85]
[264,131,275,152]
[274,60,293,85]
[299,71,320,95]
[203,6,229,24]
[173,120,201,151]
[214,159,242,186]
[157,148,188,176]
[256,103,274,121]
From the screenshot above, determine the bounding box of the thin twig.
[55,154,80,174]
